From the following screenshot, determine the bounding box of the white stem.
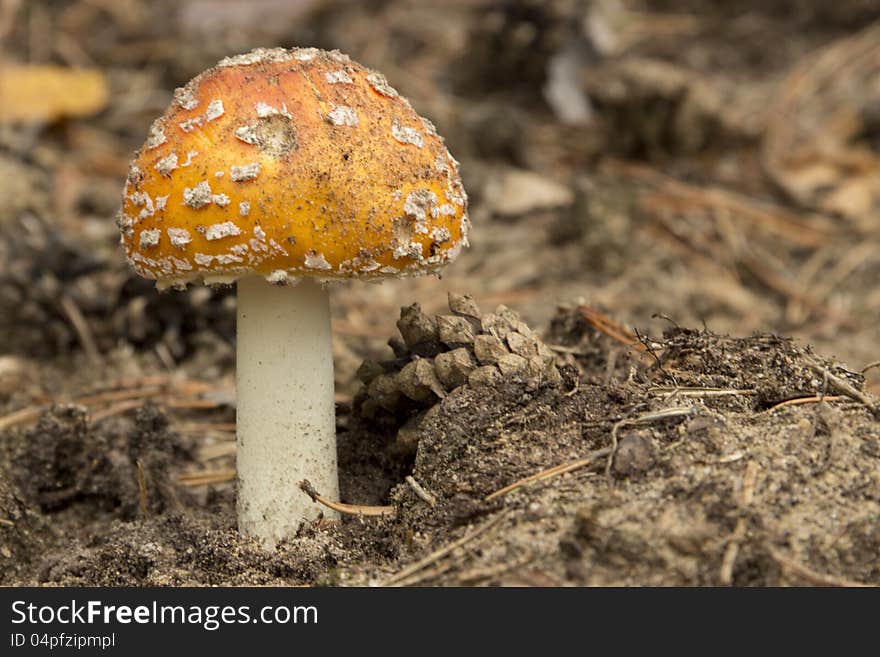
[236,276,338,547]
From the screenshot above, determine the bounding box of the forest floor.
[1,0,879,586]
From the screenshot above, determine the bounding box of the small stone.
[612,431,656,478]
[434,348,476,389]
[396,359,445,402]
[468,365,503,387]
[448,292,482,319]
[437,314,475,347]
[473,333,509,364]
[396,304,440,356]
[496,352,529,376]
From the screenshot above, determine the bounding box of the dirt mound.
[3,300,877,586]
[372,311,880,586]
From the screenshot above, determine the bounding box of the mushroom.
[118,47,469,547]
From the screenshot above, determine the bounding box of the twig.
[768,546,877,587]
[649,386,756,398]
[178,469,236,487]
[59,294,101,363]
[634,328,676,384]
[405,476,437,507]
[485,450,609,502]
[807,362,879,417]
[392,556,461,587]
[87,376,180,392]
[165,399,224,410]
[197,442,236,462]
[136,459,148,518]
[644,187,851,328]
[719,461,759,585]
[765,395,844,412]
[861,361,880,375]
[0,377,225,432]
[75,386,164,406]
[606,159,836,246]
[89,399,145,423]
[577,305,645,352]
[546,344,590,356]
[0,518,14,527]
[738,252,854,329]
[762,21,880,218]
[0,406,43,431]
[176,422,236,434]
[808,241,876,309]
[381,512,507,587]
[299,480,394,518]
[456,555,534,585]
[153,342,176,371]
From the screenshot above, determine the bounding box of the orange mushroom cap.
[118,47,469,288]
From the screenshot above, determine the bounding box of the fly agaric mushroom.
[118,47,469,547]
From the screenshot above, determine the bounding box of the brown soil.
[2,0,879,586]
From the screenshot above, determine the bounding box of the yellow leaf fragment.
[0,65,109,123]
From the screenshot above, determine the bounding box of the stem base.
[236,276,338,547]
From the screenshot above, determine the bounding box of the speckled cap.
[118,47,469,289]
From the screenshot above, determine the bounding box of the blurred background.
[1,0,879,400]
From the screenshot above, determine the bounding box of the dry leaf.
[484,167,574,217]
[0,65,109,123]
